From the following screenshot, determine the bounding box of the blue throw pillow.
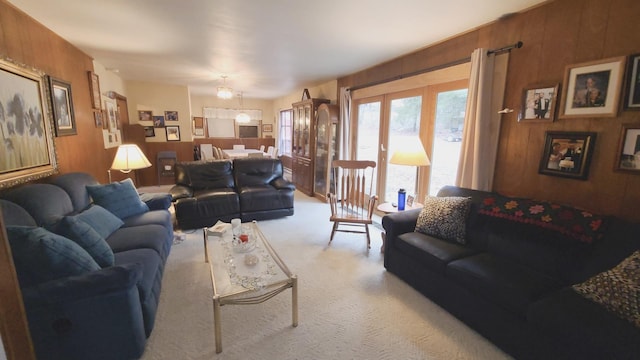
[76,205,124,239]
[57,216,115,267]
[6,226,100,288]
[86,178,149,219]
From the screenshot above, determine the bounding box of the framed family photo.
[165,110,178,121]
[165,125,180,141]
[47,76,77,136]
[623,53,640,110]
[559,56,626,118]
[0,57,58,188]
[144,126,156,137]
[615,124,640,172]
[153,115,165,128]
[138,110,152,121]
[538,131,597,180]
[87,71,101,110]
[519,83,559,122]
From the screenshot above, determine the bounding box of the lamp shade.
[389,137,431,166]
[111,144,152,173]
[235,112,251,123]
[217,86,233,99]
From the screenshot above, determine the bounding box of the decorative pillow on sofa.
[56,216,115,267]
[86,178,149,219]
[572,251,640,328]
[6,226,100,288]
[415,196,471,244]
[75,205,124,239]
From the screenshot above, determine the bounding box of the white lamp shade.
[217,86,233,99]
[389,137,431,166]
[111,144,152,172]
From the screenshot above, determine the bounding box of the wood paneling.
[338,0,640,222]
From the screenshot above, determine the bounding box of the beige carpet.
[140,191,510,360]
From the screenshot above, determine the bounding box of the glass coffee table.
[203,220,298,353]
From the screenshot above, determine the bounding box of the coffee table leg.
[292,275,298,327]
[203,228,209,263]
[213,295,222,353]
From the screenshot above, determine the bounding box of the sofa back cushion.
[0,199,36,227]
[233,158,283,187]
[175,160,235,190]
[50,172,99,212]
[7,226,101,288]
[1,184,73,227]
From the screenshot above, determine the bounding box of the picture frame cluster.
[520,53,640,179]
[138,110,180,141]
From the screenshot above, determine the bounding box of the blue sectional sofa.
[1,172,173,360]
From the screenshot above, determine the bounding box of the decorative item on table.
[244,254,259,266]
[207,220,227,236]
[233,233,256,253]
[231,218,241,237]
[397,188,406,211]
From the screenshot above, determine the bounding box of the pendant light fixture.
[236,91,251,123]
[217,76,233,99]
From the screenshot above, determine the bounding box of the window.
[279,109,293,156]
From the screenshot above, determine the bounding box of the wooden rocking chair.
[327,160,378,249]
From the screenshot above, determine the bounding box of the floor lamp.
[389,137,430,210]
[108,144,152,184]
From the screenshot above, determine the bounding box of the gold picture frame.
[88,70,102,110]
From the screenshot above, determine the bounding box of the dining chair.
[248,152,264,158]
[200,144,214,160]
[327,160,378,249]
[259,145,265,152]
[233,144,245,150]
[266,146,275,157]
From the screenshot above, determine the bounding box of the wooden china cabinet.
[313,103,340,202]
[291,97,329,196]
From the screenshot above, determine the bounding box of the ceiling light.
[236,91,251,123]
[217,76,233,99]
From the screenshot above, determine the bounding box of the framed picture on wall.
[615,124,640,172]
[144,126,155,137]
[538,131,597,180]
[88,71,102,110]
[165,111,178,121]
[518,83,559,122]
[0,56,58,188]
[559,56,626,118]
[138,110,152,121]
[262,123,273,132]
[153,115,165,127]
[165,125,180,141]
[104,98,118,133]
[47,76,77,136]
[623,53,640,110]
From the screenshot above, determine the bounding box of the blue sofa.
[0,172,173,360]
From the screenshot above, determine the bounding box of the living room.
[1,0,640,358]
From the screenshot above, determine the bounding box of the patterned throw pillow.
[572,251,640,328]
[415,196,471,244]
[86,178,149,219]
[56,216,115,267]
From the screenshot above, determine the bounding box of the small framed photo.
[138,110,152,121]
[104,98,118,133]
[93,110,103,128]
[623,53,640,110]
[262,123,273,132]
[47,76,77,136]
[153,115,165,127]
[615,124,640,173]
[538,131,597,180]
[406,195,415,207]
[518,83,559,122]
[165,125,180,141]
[144,126,155,137]
[165,111,179,121]
[559,56,626,118]
[88,71,101,110]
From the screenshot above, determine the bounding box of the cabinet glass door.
[315,113,328,197]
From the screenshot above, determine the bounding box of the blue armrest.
[139,192,172,211]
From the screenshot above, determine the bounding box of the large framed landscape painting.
[0,57,58,188]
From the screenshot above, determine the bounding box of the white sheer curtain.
[455,49,509,191]
[339,87,351,160]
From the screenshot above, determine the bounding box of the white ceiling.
[8,0,545,99]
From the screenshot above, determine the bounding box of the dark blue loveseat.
[1,172,173,360]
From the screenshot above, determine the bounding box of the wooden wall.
[0,0,115,184]
[338,0,640,222]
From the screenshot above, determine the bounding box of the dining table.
[222,149,269,158]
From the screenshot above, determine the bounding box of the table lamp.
[389,137,430,210]
[108,144,152,184]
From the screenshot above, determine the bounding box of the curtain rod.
[348,41,523,92]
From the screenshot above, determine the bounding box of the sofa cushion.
[50,172,99,212]
[87,178,149,219]
[55,216,115,267]
[415,196,471,244]
[572,250,640,328]
[106,224,170,260]
[1,184,73,226]
[175,160,235,190]
[6,226,100,288]
[446,253,563,314]
[0,199,36,227]
[75,204,124,239]
[396,231,478,273]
